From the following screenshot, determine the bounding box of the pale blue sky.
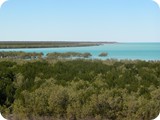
[0,0,160,42]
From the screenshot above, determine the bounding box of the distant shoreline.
[0,41,117,49]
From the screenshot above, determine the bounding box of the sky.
[0,0,160,42]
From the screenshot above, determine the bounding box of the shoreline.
[0,41,117,49]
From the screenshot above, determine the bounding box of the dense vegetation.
[47,52,92,59]
[0,51,93,60]
[0,59,160,120]
[99,52,108,57]
[0,51,43,59]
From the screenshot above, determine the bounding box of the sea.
[0,43,160,61]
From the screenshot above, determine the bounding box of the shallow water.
[0,43,160,60]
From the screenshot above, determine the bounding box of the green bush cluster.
[0,51,43,59]
[47,52,92,59]
[99,52,108,57]
[0,59,159,120]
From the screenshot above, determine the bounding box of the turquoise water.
[0,43,160,60]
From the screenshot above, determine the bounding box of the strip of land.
[0,41,117,49]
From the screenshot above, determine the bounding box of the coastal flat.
[0,41,116,49]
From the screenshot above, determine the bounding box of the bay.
[0,43,160,60]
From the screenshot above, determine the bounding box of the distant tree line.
[0,41,107,49]
[0,51,108,60]
[47,52,92,59]
[0,51,43,59]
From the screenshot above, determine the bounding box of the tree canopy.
[0,59,159,120]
